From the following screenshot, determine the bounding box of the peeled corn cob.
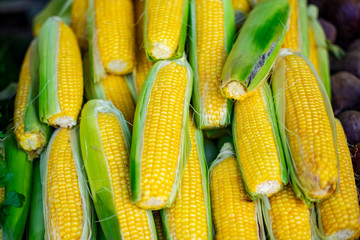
[272,49,338,202]
[13,40,51,158]
[233,83,286,197]
[144,0,189,61]
[221,0,290,100]
[282,0,309,56]
[161,114,212,239]
[80,100,157,239]
[317,120,360,240]
[89,0,135,81]
[38,17,83,128]
[70,0,89,50]
[42,128,92,239]
[209,143,259,240]
[130,58,193,210]
[189,0,235,129]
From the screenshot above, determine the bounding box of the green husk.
[28,161,44,240]
[130,57,193,209]
[232,83,287,199]
[19,39,51,159]
[41,128,93,239]
[208,142,236,178]
[2,133,33,240]
[32,0,73,36]
[220,0,290,100]
[298,0,310,57]
[144,0,189,61]
[307,5,331,100]
[189,0,234,129]
[271,49,338,205]
[80,99,157,239]
[38,17,62,124]
[161,115,213,240]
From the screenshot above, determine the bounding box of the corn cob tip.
[221,81,247,100]
[151,43,172,60]
[48,115,77,128]
[256,181,281,195]
[17,132,46,152]
[107,60,129,75]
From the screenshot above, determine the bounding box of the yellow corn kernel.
[135,0,153,93]
[98,112,153,239]
[146,0,185,59]
[282,0,300,52]
[101,75,135,123]
[318,120,360,240]
[234,85,282,196]
[210,155,258,239]
[153,211,166,240]
[46,128,83,239]
[308,25,320,74]
[283,54,337,199]
[14,45,46,152]
[269,185,312,240]
[137,61,188,209]
[70,0,88,50]
[164,116,209,239]
[48,22,83,127]
[94,0,135,75]
[232,0,251,13]
[194,0,230,128]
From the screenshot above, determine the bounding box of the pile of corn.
[1,0,359,239]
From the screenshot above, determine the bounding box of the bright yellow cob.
[268,185,312,240]
[163,116,210,239]
[232,0,251,13]
[192,0,232,128]
[145,0,187,60]
[308,26,320,73]
[153,211,166,240]
[45,128,85,239]
[135,0,153,93]
[276,51,338,200]
[93,0,135,75]
[318,120,360,240]
[101,75,135,123]
[210,143,258,240]
[282,0,300,51]
[70,0,88,50]
[97,112,153,239]
[233,84,283,196]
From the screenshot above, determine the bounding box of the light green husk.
[28,160,45,240]
[298,0,310,57]
[232,83,287,198]
[80,99,157,239]
[307,5,331,100]
[161,114,213,240]
[130,57,193,209]
[189,0,234,129]
[17,39,51,159]
[32,0,73,36]
[41,128,93,240]
[2,133,33,240]
[220,0,290,100]
[144,0,189,61]
[271,49,338,205]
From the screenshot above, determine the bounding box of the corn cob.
[153,211,166,240]
[282,0,309,56]
[134,0,154,95]
[89,0,135,81]
[307,5,331,99]
[80,100,157,239]
[32,0,73,36]
[130,58,193,210]
[317,120,360,240]
[189,0,234,129]
[144,0,189,61]
[2,133,33,240]
[272,49,338,202]
[233,83,286,197]
[161,114,212,239]
[263,185,313,240]
[209,143,259,239]
[13,40,51,158]
[38,17,83,128]
[221,0,290,100]
[70,0,89,50]
[42,128,92,239]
